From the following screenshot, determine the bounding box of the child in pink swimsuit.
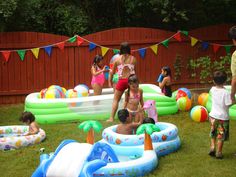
[91,55,107,95]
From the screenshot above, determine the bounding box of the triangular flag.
[101,47,109,57]
[173,32,182,42]
[17,50,26,61]
[77,36,84,46]
[202,42,209,50]
[224,45,232,54]
[68,36,77,43]
[31,48,40,59]
[180,30,189,36]
[1,51,11,62]
[44,46,52,56]
[191,37,198,46]
[150,45,158,55]
[212,44,220,53]
[56,42,65,51]
[161,39,169,48]
[138,48,146,59]
[113,49,120,54]
[89,42,97,51]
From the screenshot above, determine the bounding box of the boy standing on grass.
[208,71,233,159]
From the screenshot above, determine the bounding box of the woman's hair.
[118,109,129,123]
[228,26,236,40]
[127,74,139,97]
[120,42,131,55]
[162,66,171,77]
[93,54,103,66]
[19,111,35,123]
[213,71,227,85]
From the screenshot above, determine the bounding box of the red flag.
[77,36,84,46]
[212,44,220,53]
[173,32,182,42]
[1,51,11,62]
[56,42,65,51]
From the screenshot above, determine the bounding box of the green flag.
[17,50,26,61]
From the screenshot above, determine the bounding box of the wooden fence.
[0,24,234,104]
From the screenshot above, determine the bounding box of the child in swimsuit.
[91,55,108,95]
[19,111,39,136]
[157,66,172,97]
[124,74,144,123]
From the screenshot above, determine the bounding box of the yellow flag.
[150,45,158,55]
[191,37,198,47]
[31,48,40,59]
[101,47,109,57]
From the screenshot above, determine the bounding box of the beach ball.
[39,88,47,98]
[110,54,120,69]
[176,88,191,100]
[44,88,65,99]
[198,93,209,107]
[74,84,89,97]
[66,89,81,98]
[190,105,208,122]
[177,97,192,111]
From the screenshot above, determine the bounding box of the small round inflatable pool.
[0,125,46,150]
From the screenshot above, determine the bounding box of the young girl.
[157,66,172,97]
[91,55,107,95]
[19,111,39,136]
[124,74,144,123]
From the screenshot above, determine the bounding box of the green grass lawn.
[1,104,236,177]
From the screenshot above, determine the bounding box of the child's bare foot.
[106,118,114,122]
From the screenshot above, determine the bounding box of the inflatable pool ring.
[198,93,209,107]
[25,84,178,124]
[190,105,208,122]
[101,122,180,157]
[0,126,46,150]
[177,97,192,111]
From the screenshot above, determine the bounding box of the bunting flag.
[191,37,198,46]
[224,45,232,54]
[202,42,209,50]
[31,48,40,59]
[113,49,120,54]
[56,42,65,51]
[17,50,26,61]
[1,51,11,62]
[212,44,220,53]
[101,47,109,56]
[89,42,97,51]
[44,46,52,57]
[161,39,169,48]
[180,30,189,36]
[68,36,77,43]
[138,48,146,59]
[77,36,84,46]
[173,32,182,42]
[150,45,158,55]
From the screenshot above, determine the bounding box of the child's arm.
[158,77,168,89]
[91,65,106,76]
[139,89,144,108]
[108,61,118,88]
[123,91,128,109]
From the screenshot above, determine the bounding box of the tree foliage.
[0,0,235,36]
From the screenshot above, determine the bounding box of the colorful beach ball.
[177,97,192,111]
[74,84,89,97]
[44,87,65,99]
[66,89,81,98]
[198,93,209,107]
[176,88,191,100]
[39,88,47,98]
[190,105,208,122]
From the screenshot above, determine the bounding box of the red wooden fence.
[0,24,234,104]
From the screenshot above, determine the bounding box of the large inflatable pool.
[31,122,180,177]
[206,85,236,120]
[25,84,178,124]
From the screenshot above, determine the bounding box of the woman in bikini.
[91,55,107,95]
[124,74,144,123]
[107,42,137,122]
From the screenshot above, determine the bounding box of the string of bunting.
[0,30,234,62]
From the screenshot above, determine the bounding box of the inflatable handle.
[157,74,164,82]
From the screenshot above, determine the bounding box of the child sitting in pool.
[116,109,143,135]
[19,111,39,136]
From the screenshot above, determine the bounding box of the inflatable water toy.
[25,84,178,124]
[0,125,46,150]
[32,121,180,177]
[206,85,236,120]
[190,105,208,122]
